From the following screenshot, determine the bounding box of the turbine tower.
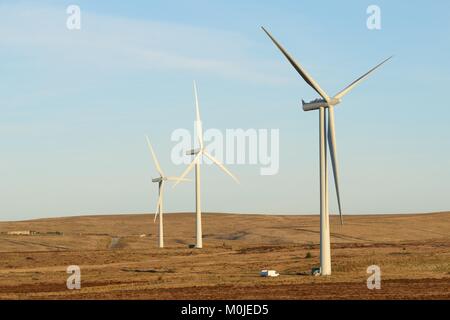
[174,81,239,249]
[145,136,188,248]
[262,26,391,276]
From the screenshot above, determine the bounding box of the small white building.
[260,270,279,277]
[6,230,37,236]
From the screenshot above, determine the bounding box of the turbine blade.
[334,56,393,100]
[154,183,163,223]
[327,106,343,225]
[145,135,164,177]
[203,151,239,184]
[193,81,204,149]
[172,153,201,188]
[261,26,329,102]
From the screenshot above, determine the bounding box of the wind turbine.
[173,81,239,249]
[262,26,391,276]
[145,136,188,248]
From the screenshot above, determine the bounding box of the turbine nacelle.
[152,176,166,183]
[186,148,201,156]
[302,98,341,111]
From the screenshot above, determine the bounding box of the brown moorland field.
[0,212,449,299]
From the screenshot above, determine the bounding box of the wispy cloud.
[0,3,287,84]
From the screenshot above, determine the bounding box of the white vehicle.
[260,270,279,277]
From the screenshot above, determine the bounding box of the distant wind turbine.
[173,81,239,249]
[145,136,188,248]
[262,26,391,275]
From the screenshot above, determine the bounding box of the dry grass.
[0,212,449,299]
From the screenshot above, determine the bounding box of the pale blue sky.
[1,1,449,220]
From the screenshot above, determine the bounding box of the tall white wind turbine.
[262,26,391,276]
[173,81,239,249]
[145,136,188,248]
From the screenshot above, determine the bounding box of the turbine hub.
[328,98,341,106]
